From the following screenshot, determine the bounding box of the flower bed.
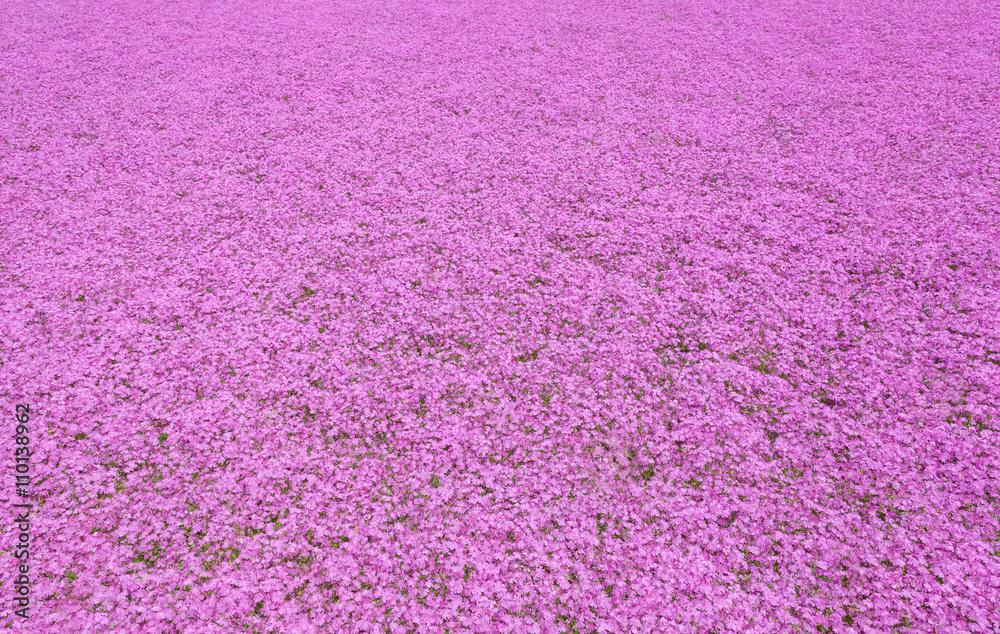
[1,0,998,632]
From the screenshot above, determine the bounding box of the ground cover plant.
[1,0,998,631]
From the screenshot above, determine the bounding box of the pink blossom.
[1,0,998,632]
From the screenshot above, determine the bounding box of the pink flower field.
[2,0,999,632]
